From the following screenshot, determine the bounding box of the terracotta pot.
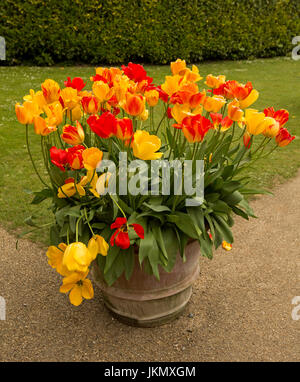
[92,241,200,327]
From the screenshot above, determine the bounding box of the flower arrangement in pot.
[15,59,294,326]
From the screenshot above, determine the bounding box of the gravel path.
[0,173,299,362]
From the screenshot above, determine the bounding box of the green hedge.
[1,0,300,65]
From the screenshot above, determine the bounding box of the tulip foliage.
[16,60,294,306]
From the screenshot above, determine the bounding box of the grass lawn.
[0,57,299,244]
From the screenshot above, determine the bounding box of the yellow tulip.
[44,101,65,126]
[62,242,96,273]
[88,235,109,257]
[81,170,100,198]
[262,118,280,138]
[227,99,244,122]
[239,89,259,109]
[61,87,80,110]
[145,89,159,107]
[205,74,226,88]
[170,59,187,75]
[183,65,202,82]
[171,103,191,123]
[57,179,86,198]
[60,270,94,306]
[96,172,112,196]
[41,79,61,104]
[132,130,163,160]
[46,243,70,276]
[82,147,103,171]
[161,75,181,97]
[23,89,47,111]
[203,96,226,113]
[33,116,57,136]
[15,103,31,125]
[67,104,82,121]
[92,80,113,103]
[245,109,274,135]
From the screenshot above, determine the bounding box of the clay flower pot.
[92,241,200,327]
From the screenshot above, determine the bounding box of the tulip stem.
[84,208,95,236]
[25,125,50,189]
[76,216,83,242]
[110,194,127,220]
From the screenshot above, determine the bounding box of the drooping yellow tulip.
[57,179,86,198]
[62,241,97,273]
[132,130,163,160]
[59,270,94,306]
[88,235,109,257]
[46,243,70,276]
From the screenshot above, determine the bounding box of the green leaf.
[167,212,201,239]
[31,188,53,204]
[223,190,243,205]
[139,228,160,279]
[104,245,120,274]
[213,215,233,243]
[143,202,171,213]
[123,246,135,281]
[151,224,168,266]
[161,227,179,272]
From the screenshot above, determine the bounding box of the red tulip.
[64,77,86,91]
[87,112,117,139]
[110,217,144,250]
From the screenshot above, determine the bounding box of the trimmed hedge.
[1,0,300,65]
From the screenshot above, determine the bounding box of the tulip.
[67,104,82,122]
[87,112,117,138]
[227,99,244,122]
[145,89,159,107]
[61,121,85,145]
[92,80,113,103]
[210,113,233,132]
[57,178,86,198]
[80,170,100,198]
[203,96,226,113]
[170,59,187,76]
[244,109,275,136]
[275,128,295,147]
[122,62,153,84]
[262,118,280,138]
[44,101,65,126]
[110,217,144,250]
[41,79,61,103]
[181,115,213,143]
[81,96,99,114]
[205,74,226,89]
[60,87,80,110]
[116,118,133,140]
[46,243,70,276]
[239,89,259,109]
[15,103,31,125]
[132,130,163,160]
[33,116,57,136]
[189,92,206,108]
[62,242,97,273]
[123,93,145,116]
[243,131,252,149]
[88,235,109,257]
[64,76,86,91]
[50,146,69,172]
[82,147,103,171]
[161,75,181,97]
[171,104,191,124]
[184,65,202,82]
[67,145,85,170]
[264,107,289,127]
[59,270,94,306]
[23,89,47,111]
[96,172,112,196]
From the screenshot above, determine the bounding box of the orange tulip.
[145,89,159,107]
[170,59,187,76]
[227,99,244,122]
[82,147,103,171]
[41,79,61,103]
[123,93,145,116]
[33,116,57,136]
[81,96,99,114]
[15,103,31,125]
[203,96,226,113]
[61,121,85,145]
[205,74,226,89]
